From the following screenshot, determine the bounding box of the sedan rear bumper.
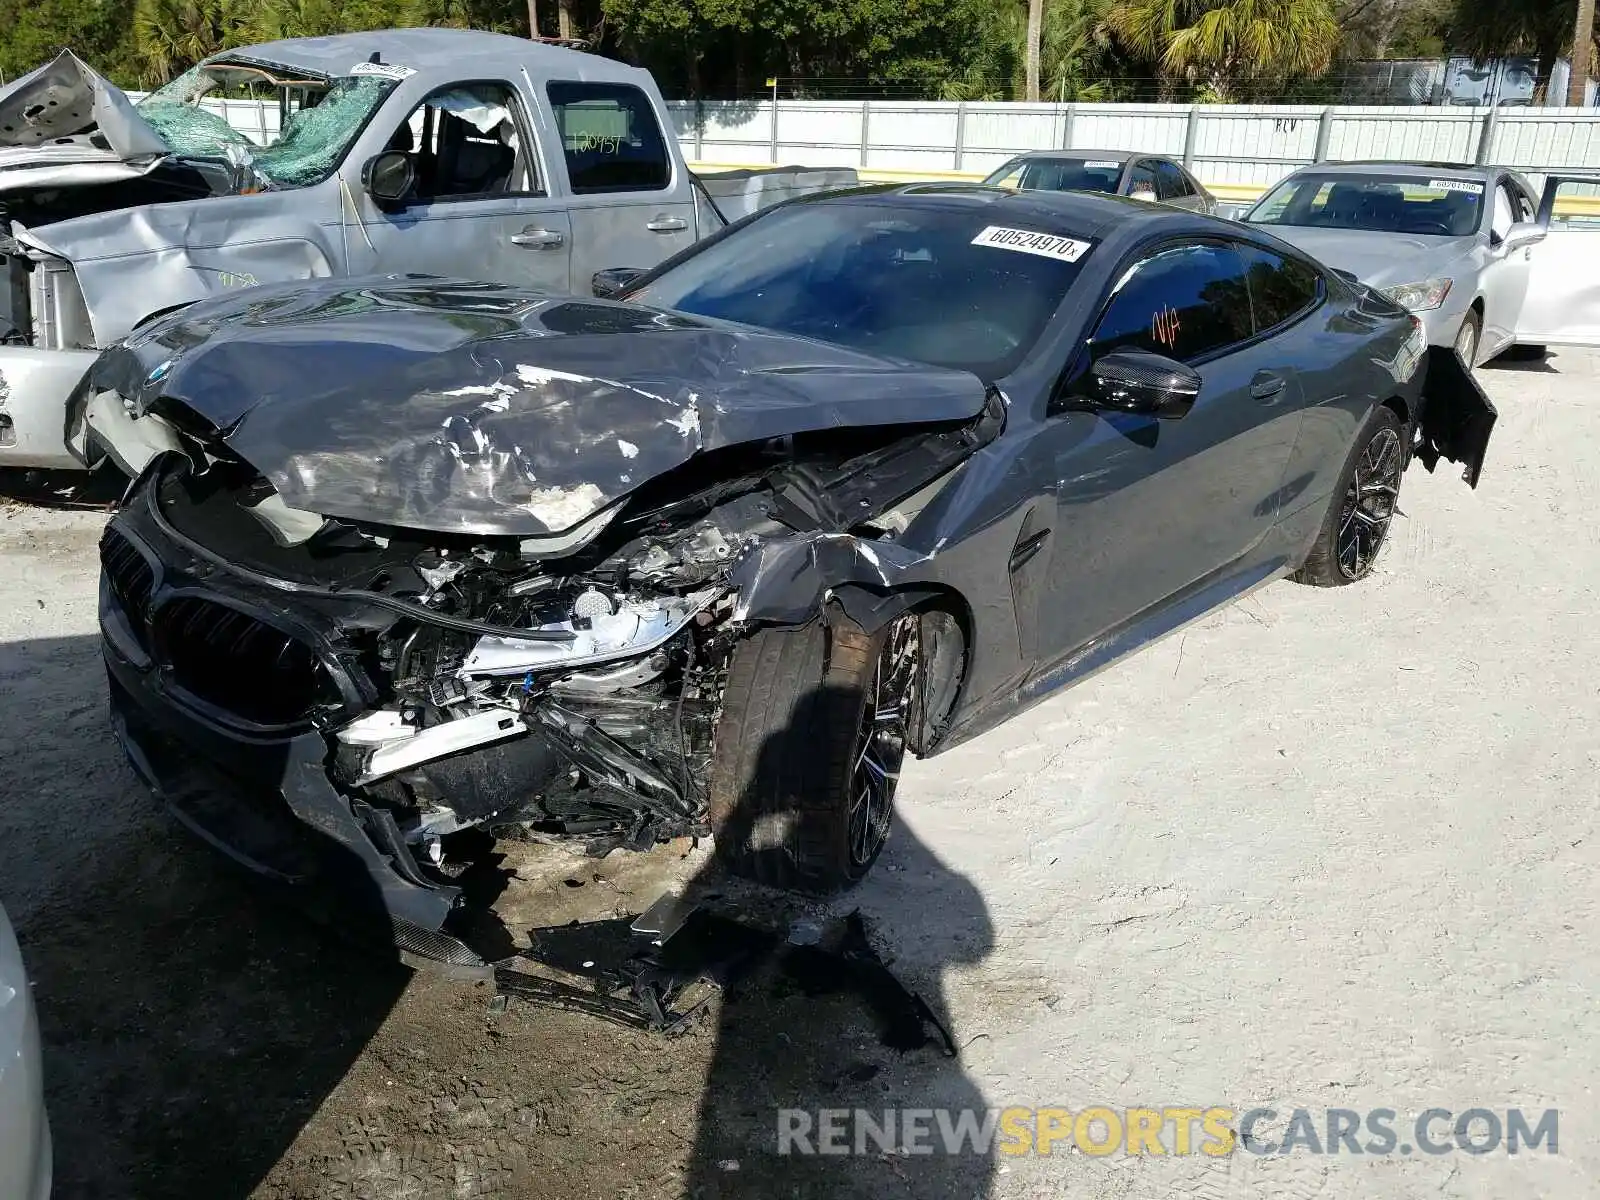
[0,905,51,1200]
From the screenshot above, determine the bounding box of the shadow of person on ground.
[678,660,999,1200]
[0,634,415,1200]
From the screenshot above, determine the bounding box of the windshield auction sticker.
[350,61,417,80]
[972,226,1092,262]
[1426,179,1482,194]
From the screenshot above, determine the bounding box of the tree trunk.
[557,0,573,40]
[1569,0,1595,105]
[526,0,540,39]
[1025,0,1043,102]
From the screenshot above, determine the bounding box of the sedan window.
[1090,242,1254,363]
[1247,173,1484,237]
[1154,161,1193,201]
[628,202,1093,378]
[982,157,1123,195]
[1241,246,1323,331]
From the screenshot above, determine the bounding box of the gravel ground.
[1,351,1596,1199]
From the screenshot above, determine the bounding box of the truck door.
[347,81,573,292]
[541,80,698,294]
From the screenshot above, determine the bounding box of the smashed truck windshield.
[137,63,397,188]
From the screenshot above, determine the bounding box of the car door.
[1477,175,1536,357]
[1032,239,1307,665]
[1514,173,1600,346]
[544,80,698,294]
[347,80,573,291]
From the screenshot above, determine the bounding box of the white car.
[0,901,49,1200]
[1241,160,1600,366]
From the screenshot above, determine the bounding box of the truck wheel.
[1292,406,1405,587]
[708,612,919,892]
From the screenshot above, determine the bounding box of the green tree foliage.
[1106,0,1341,100]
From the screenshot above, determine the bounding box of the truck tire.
[708,612,919,892]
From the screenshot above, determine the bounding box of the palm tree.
[1571,0,1596,102]
[1448,0,1594,104]
[1026,0,1044,100]
[1107,0,1340,101]
[132,0,235,83]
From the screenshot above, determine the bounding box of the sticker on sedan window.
[971,225,1092,262]
[1427,179,1482,194]
[1084,160,1121,168]
[349,61,417,81]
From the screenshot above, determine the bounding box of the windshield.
[138,65,397,188]
[1246,173,1484,237]
[983,157,1122,194]
[628,201,1092,378]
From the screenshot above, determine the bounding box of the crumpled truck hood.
[88,276,991,537]
[0,50,169,193]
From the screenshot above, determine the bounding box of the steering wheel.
[1411,219,1454,236]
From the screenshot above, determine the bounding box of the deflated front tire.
[708,612,920,892]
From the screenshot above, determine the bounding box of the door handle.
[645,215,688,233]
[511,227,565,249]
[1250,372,1288,401]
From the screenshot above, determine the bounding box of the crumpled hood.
[88,276,992,537]
[0,50,169,193]
[1257,227,1477,288]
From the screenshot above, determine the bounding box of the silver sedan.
[1239,161,1550,367]
[983,150,1216,213]
[0,900,49,1200]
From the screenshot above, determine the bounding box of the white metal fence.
[667,100,1600,192]
[139,92,1600,196]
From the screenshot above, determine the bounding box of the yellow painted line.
[690,161,1600,215]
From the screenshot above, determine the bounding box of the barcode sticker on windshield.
[1427,179,1481,194]
[972,226,1092,262]
[350,61,417,81]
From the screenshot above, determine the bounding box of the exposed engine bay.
[103,398,994,899]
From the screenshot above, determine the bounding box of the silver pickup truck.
[0,30,848,472]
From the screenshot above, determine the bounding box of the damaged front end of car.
[92,283,996,970]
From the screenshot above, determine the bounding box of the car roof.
[210,29,640,83]
[799,182,1220,243]
[1292,160,1496,182]
[1003,150,1140,163]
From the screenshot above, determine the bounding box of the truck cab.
[0,29,710,470]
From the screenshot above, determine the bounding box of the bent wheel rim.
[1336,426,1403,580]
[847,614,919,868]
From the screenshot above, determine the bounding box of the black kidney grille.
[100,528,155,627]
[155,597,334,727]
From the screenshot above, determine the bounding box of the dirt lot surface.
[3,351,1597,1199]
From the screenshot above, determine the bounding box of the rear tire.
[1292,406,1405,587]
[708,612,918,892]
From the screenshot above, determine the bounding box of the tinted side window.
[1090,243,1254,363]
[1128,163,1158,197]
[1241,246,1322,331]
[546,82,670,193]
[1155,161,1192,200]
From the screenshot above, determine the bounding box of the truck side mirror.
[361,151,414,209]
